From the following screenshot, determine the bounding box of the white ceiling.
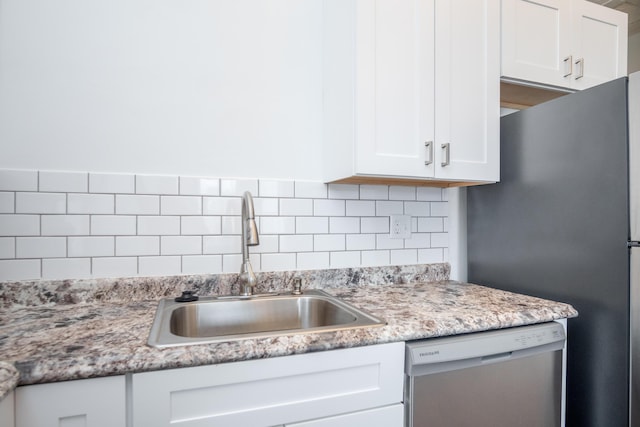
[590,0,640,35]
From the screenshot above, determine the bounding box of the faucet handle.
[292,278,303,295]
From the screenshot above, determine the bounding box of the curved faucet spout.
[240,191,260,295]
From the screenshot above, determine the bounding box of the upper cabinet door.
[434,0,500,182]
[502,0,572,88]
[501,0,628,91]
[354,0,435,178]
[571,0,628,90]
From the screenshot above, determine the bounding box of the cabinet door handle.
[575,58,584,80]
[563,55,573,77]
[425,141,433,166]
[441,143,450,167]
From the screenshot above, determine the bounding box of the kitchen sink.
[147,289,385,347]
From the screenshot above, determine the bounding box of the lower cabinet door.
[131,342,404,427]
[15,376,126,427]
[0,391,15,427]
[286,403,404,427]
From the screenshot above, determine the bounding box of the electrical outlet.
[390,215,411,239]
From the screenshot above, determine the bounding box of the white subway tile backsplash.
[346,200,375,217]
[42,215,90,236]
[68,194,114,214]
[405,233,431,249]
[68,237,114,257]
[0,259,40,280]
[418,217,444,232]
[91,216,136,236]
[329,217,359,234]
[161,196,202,216]
[0,168,451,281]
[16,237,66,258]
[389,186,416,201]
[314,199,345,216]
[179,177,220,196]
[0,237,15,258]
[361,217,389,234]
[280,235,313,253]
[361,250,390,266]
[430,202,448,217]
[280,199,313,216]
[417,187,443,201]
[203,235,241,254]
[260,216,295,235]
[0,170,38,192]
[183,216,222,236]
[182,255,223,274]
[295,181,327,199]
[375,201,403,216]
[16,192,66,214]
[346,234,376,251]
[404,202,429,216]
[261,253,296,271]
[0,192,14,213]
[220,179,259,197]
[39,171,88,193]
[0,215,40,236]
[296,217,328,234]
[89,173,135,194]
[330,251,361,268]
[42,258,91,279]
[115,236,159,256]
[139,256,181,276]
[328,184,359,200]
[360,185,388,200]
[249,235,279,254]
[430,233,449,248]
[203,197,241,216]
[92,257,138,278]
[314,234,345,252]
[136,175,179,195]
[161,236,202,255]
[253,198,279,216]
[296,252,330,270]
[220,216,241,235]
[222,253,260,273]
[418,248,444,263]
[116,195,159,215]
[259,180,294,198]
[376,234,404,250]
[390,249,418,265]
[138,216,180,235]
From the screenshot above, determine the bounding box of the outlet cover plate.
[390,215,411,239]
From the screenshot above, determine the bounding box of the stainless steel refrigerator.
[467,72,640,427]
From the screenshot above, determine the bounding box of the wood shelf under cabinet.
[500,80,572,110]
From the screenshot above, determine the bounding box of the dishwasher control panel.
[406,321,565,367]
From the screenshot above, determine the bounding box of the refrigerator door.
[468,77,629,427]
[630,72,640,241]
[632,246,640,427]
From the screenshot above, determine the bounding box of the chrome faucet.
[239,191,260,295]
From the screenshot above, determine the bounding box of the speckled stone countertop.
[0,263,577,399]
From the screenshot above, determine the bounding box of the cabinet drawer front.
[15,376,126,427]
[132,342,404,427]
[286,403,404,427]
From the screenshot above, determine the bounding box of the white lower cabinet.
[286,403,404,426]
[0,391,15,427]
[131,342,405,427]
[15,376,126,427]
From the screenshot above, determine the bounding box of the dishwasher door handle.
[481,352,513,364]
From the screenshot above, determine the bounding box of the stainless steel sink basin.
[147,290,385,347]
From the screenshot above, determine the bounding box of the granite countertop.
[0,264,578,399]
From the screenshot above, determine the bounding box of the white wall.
[630,32,640,74]
[0,0,323,180]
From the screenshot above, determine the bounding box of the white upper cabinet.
[323,0,500,186]
[502,0,627,91]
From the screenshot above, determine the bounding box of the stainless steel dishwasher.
[404,321,566,427]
